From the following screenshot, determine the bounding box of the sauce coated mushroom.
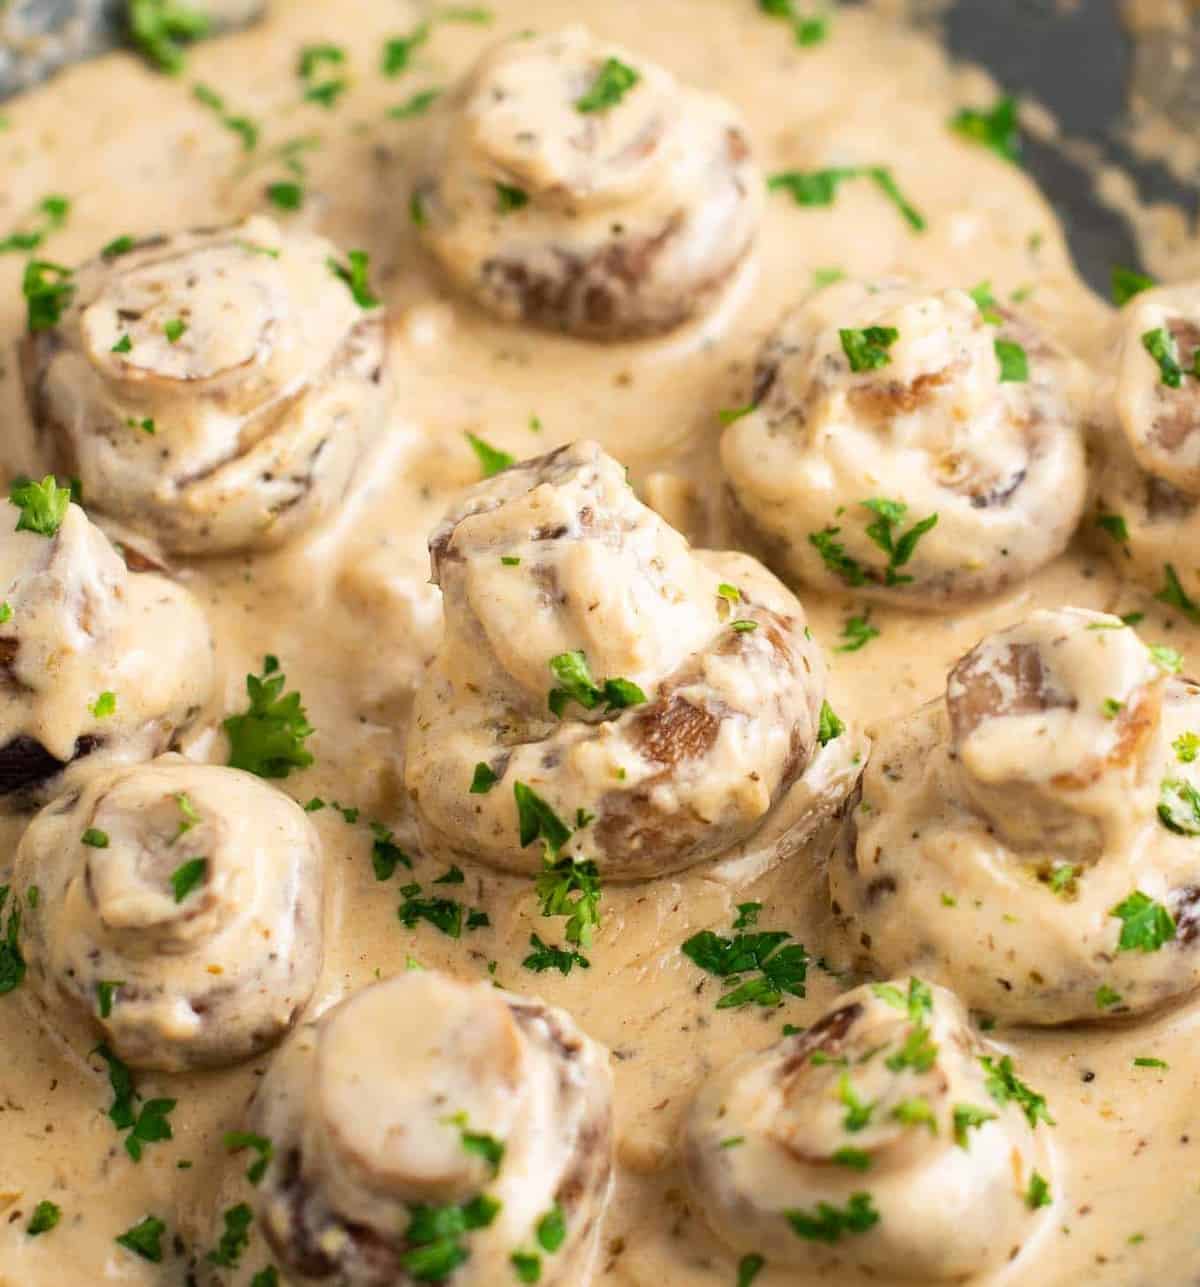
[684,979,1053,1281]
[1093,282,1200,607]
[412,25,761,340]
[721,279,1088,606]
[20,216,388,556]
[406,440,856,881]
[14,754,323,1071]
[247,970,613,1286]
[0,499,213,808]
[830,608,1200,1023]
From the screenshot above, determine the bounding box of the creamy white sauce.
[0,2,1198,1285]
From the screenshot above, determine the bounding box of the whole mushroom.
[413,25,761,340]
[721,279,1088,606]
[0,494,213,809]
[248,970,613,1286]
[830,607,1200,1023]
[14,754,324,1071]
[406,440,858,881]
[684,979,1054,1281]
[20,216,388,556]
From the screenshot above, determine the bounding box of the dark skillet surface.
[2,1,1197,294]
[939,0,1199,295]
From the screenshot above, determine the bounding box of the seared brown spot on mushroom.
[778,1002,863,1077]
[948,641,1073,746]
[632,695,720,767]
[846,366,954,421]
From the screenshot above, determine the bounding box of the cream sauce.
[0,1,1197,1285]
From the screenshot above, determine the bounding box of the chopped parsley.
[681,913,808,1009]
[382,23,430,76]
[994,338,1029,382]
[767,165,926,231]
[169,857,208,903]
[522,932,589,975]
[465,432,514,478]
[224,655,315,779]
[371,823,413,880]
[399,1193,500,1280]
[0,194,71,256]
[96,980,123,1018]
[22,260,75,331]
[840,325,899,372]
[969,280,1003,325]
[1156,564,1200,624]
[831,1147,872,1171]
[1095,513,1129,544]
[1026,1170,1052,1209]
[90,690,116,718]
[785,1193,879,1243]
[1111,266,1155,306]
[1095,984,1123,1010]
[192,84,259,150]
[547,650,646,718]
[872,977,933,1021]
[837,1074,874,1131]
[950,94,1021,163]
[737,1253,766,1287]
[817,700,845,746]
[1158,778,1200,835]
[862,498,939,586]
[1109,890,1176,953]
[444,1112,504,1175]
[1133,1056,1169,1070]
[125,1097,177,1162]
[26,1200,61,1236]
[718,404,755,426]
[835,614,879,652]
[128,0,210,74]
[575,58,641,113]
[112,335,133,354]
[224,1131,274,1184]
[1174,733,1200,764]
[101,234,136,260]
[304,79,348,109]
[536,855,602,947]
[93,1043,136,1132]
[514,782,572,856]
[399,883,465,938]
[891,1096,937,1132]
[327,250,379,308]
[297,43,345,78]
[115,1215,166,1262]
[391,88,442,118]
[979,1054,1054,1127]
[1143,327,1184,388]
[208,1202,253,1267]
[0,890,27,998]
[11,475,71,537]
[495,182,530,213]
[884,1022,938,1074]
[952,1103,996,1148]
[267,181,304,210]
[81,828,110,849]
[470,762,499,794]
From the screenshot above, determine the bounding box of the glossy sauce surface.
[0,2,1197,1284]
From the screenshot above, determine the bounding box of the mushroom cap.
[1093,281,1200,603]
[0,504,213,809]
[15,754,324,1070]
[721,279,1088,607]
[250,971,613,1287]
[406,440,846,880]
[414,26,761,339]
[684,979,1051,1280]
[830,608,1200,1023]
[21,217,388,556]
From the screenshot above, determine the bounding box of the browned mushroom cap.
[14,755,324,1071]
[20,216,388,556]
[247,971,613,1287]
[830,608,1200,1024]
[413,26,761,340]
[684,979,1052,1280]
[0,502,213,812]
[406,440,858,881]
[720,279,1088,607]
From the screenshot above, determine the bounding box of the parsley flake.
[950,95,1021,163]
[575,58,640,113]
[10,475,71,537]
[465,432,514,478]
[1109,890,1176,953]
[224,656,314,779]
